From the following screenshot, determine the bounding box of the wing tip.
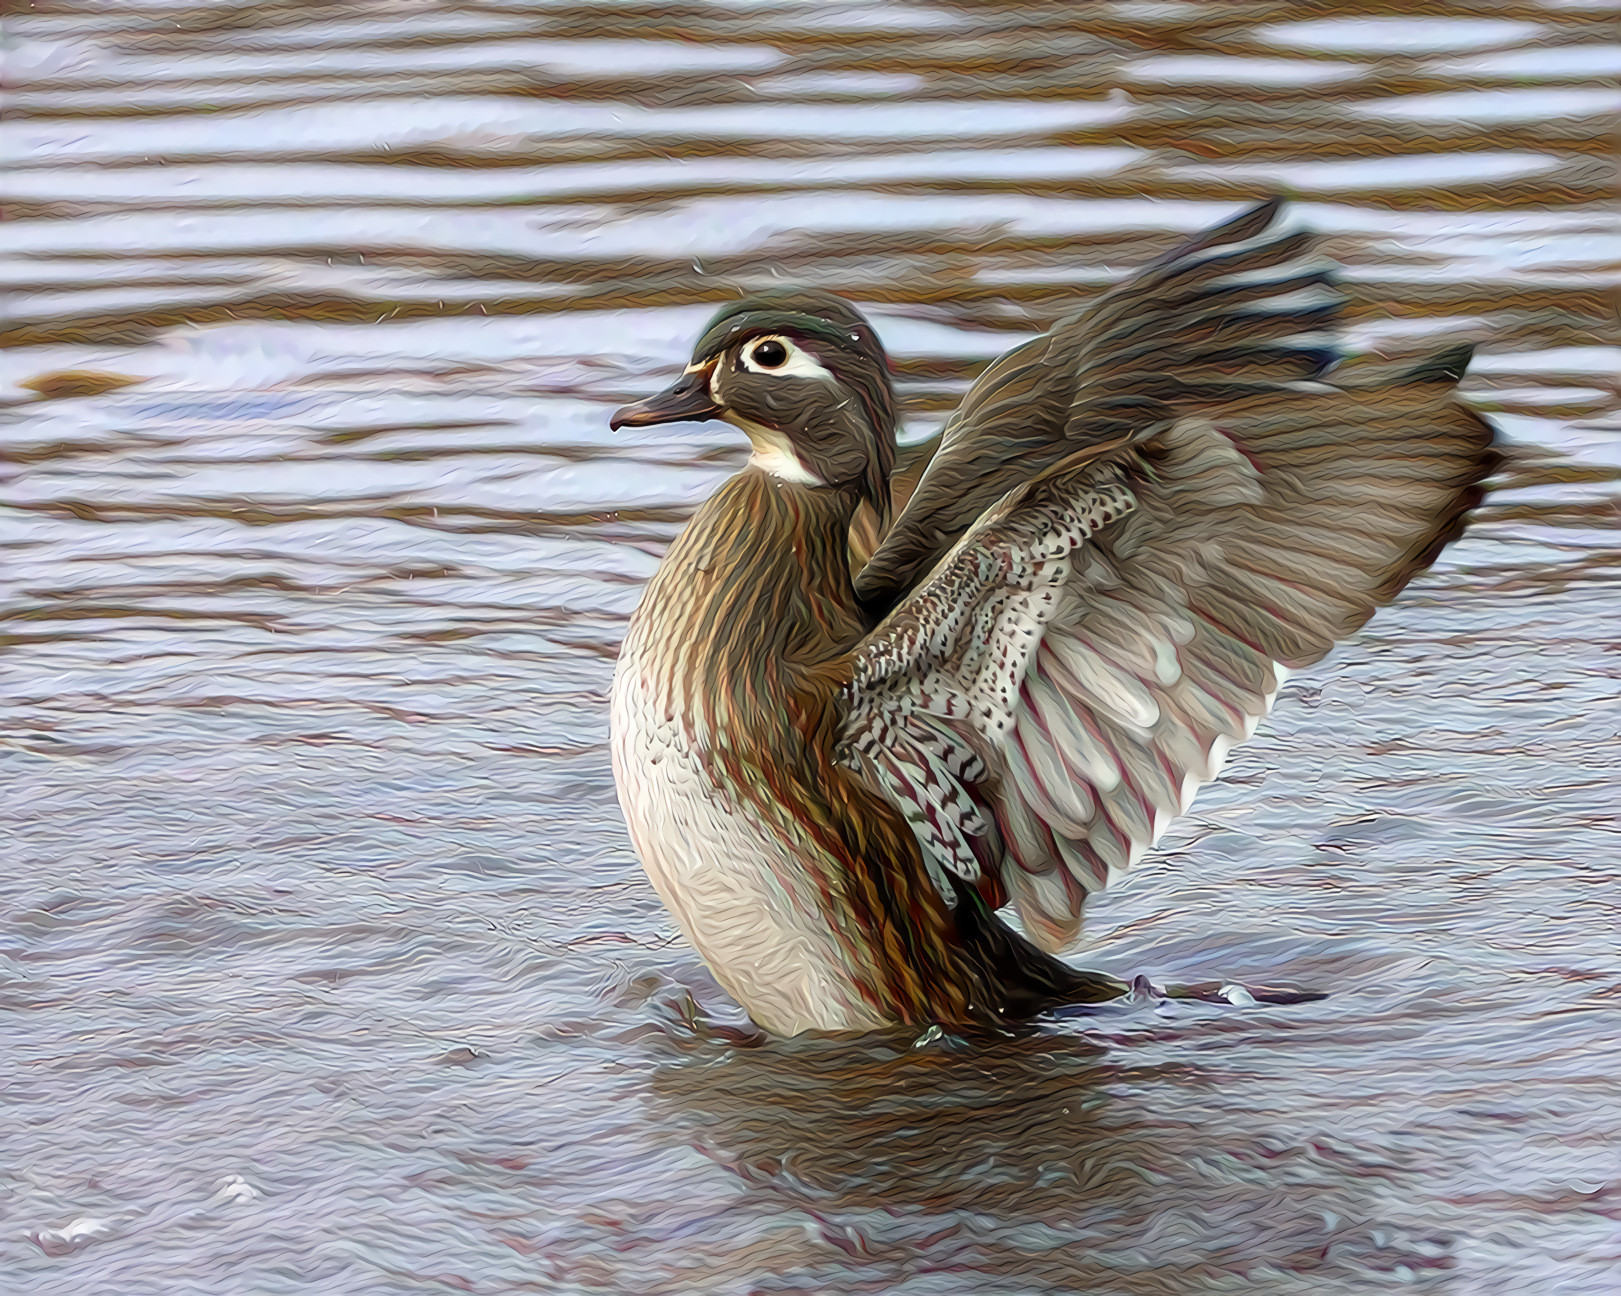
[1398,343,1476,386]
[1158,193,1296,268]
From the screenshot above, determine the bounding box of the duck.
[608,198,1497,1037]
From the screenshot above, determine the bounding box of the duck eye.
[749,339,788,369]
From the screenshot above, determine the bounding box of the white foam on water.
[1256,17,1545,54]
[750,70,926,95]
[1165,152,1564,190]
[2,97,1136,168]
[0,299,1042,399]
[1427,44,1621,77]
[1471,348,1621,378]
[12,38,789,85]
[1127,55,1365,85]
[1353,86,1621,122]
[0,147,1149,207]
[209,1175,262,1204]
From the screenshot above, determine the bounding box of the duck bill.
[609,369,721,429]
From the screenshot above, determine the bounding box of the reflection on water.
[648,1032,1450,1292]
[2,0,1618,1291]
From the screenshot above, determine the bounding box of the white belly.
[609,647,885,1035]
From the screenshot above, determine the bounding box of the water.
[2,1,1618,1291]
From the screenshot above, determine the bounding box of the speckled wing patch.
[839,459,1137,898]
[842,374,1495,951]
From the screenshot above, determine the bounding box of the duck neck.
[633,467,867,750]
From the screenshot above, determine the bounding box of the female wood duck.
[609,198,1497,1037]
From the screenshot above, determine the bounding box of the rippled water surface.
[3,1,1619,1291]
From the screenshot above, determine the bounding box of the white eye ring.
[739,335,837,382]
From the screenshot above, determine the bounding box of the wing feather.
[855,197,1348,613]
[836,201,1497,952]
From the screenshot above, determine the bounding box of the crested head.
[611,289,898,521]
[688,288,887,369]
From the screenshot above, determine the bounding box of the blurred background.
[2,2,1618,1292]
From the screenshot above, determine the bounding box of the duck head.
[610,289,899,521]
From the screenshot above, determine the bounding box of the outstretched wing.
[839,364,1497,951]
[856,196,1346,615]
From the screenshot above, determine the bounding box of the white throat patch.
[733,417,825,486]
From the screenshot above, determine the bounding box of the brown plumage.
[608,198,1499,1035]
